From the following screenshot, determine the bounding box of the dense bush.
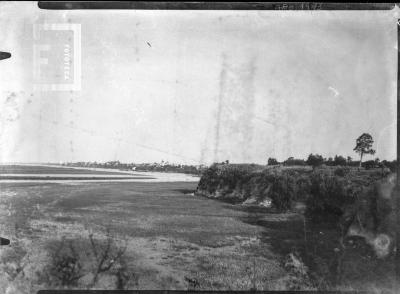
[283,157,306,166]
[306,154,324,169]
[295,174,312,201]
[196,164,299,211]
[381,160,397,172]
[196,163,389,217]
[49,239,84,286]
[333,155,347,166]
[362,160,378,170]
[305,172,358,221]
[196,164,258,198]
[218,165,254,194]
[196,164,221,195]
[334,167,350,177]
[268,172,296,211]
[268,158,279,166]
[46,233,134,289]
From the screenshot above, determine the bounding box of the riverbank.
[194,163,396,291]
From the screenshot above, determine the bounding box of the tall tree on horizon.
[353,133,376,168]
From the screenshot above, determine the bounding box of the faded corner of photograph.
[0,2,398,293]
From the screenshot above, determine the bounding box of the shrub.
[268,172,296,211]
[197,164,220,194]
[49,238,84,287]
[218,165,253,194]
[333,155,347,166]
[362,160,379,170]
[268,158,279,166]
[283,157,306,166]
[306,154,324,169]
[197,165,301,211]
[196,164,257,198]
[381,160,397,172]
[305,172,356,221]
[334,167,350,177]
[295,175,311,201]
[46,232,133,289]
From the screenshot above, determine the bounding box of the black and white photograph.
[0,2,398,293]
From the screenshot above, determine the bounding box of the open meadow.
[0,164,294,292]
[0,164,396,293]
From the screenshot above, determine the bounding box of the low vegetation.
[197,163,309,210]
[0,131,396,291]
[0,231,137,292]
[196,162,396,290]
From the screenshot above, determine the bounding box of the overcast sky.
[0,3,397,164]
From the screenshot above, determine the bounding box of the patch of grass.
[171,243,200,251]
[189,253,284,290]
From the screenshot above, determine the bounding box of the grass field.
[0,165,395,292]
[0,165,295,292]
[0,181,294,291]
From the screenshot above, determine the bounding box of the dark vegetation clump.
[333,167,350,177]
[45,232,137,289]
[381,160,397,172]
[362,160,378,170]
[306,154,324,169]
[283,157,306,166]
[267,157,279,166]
[196,163,387,217]
[196,164,309,211]
[267,172,296,211]
[196,163,259,200]
[196,164,220,195]
[304,172,358,221]
[49,238,84,287]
